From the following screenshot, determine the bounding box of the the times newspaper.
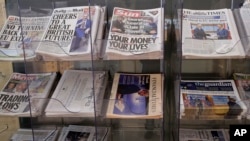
[0,72,56,116]
[58,125,110,141]
[106,73,163,119]
[106,7,164,60]
[45,70,107,117]
[0,16,50,61]
[11,128,58,141]
[182,9,245,59]
[180,80,247,120]
[36,6,102,58]
[233,73,250,119]
[179,128,229,141]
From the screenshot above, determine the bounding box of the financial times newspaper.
[37,6,102,58]
[0,16,50,61]
[182,9,245,59]
[106,7,164,60]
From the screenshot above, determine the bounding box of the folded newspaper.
[106,73,163,119]
[105,7,164,60]
[0,72,57,116]
[180,80,247,120]
[45,70,107,117]
[0,16,50,61]
[182,8,245,59]
[36,6,105,61]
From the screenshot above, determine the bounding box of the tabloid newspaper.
[0,16,50,61]
[106,73,163,119]
[0,72,57,116]
[179,128,229,141]
[10,128,59,141]
[180,80,247,120]
[182,9,245,59]
[36,6,103,60]
[233,73,250,119]
[45,70,107,117]
[105,7,164,60]
[58,125,110,141]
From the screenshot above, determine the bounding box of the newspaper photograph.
[106,7,164,60]
[182,9,245,58]
[37,6,102,57]
[180,80,247,120]
[0,16,50,61]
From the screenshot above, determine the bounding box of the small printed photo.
[191,23,231,40]
[65,131,90,141]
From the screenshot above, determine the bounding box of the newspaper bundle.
[182,9,245,59]
[10,128,59,141]
[233,73,250,119]
[0,72,57,116]
[58,125,110,141]
[105,7,164,60]
[106,73,163,119]
[180,80,247,120]
[179,128,229,141]
[0,16,50,61]
[45,70,107,117]
[36,6,104,61]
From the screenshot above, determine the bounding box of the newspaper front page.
[106,73,163,119]
[180,80,247,120]
[0,16,50,61]
[0,72,56,116]
[45,70,106,117]
[105,7,164,60]
[182,9,245,59]
[37,6,102,58]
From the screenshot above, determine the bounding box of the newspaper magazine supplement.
[36,6,103,59]
[0,72,57,116]
[0,16,50,61]
[180,80,247,120]
[105,7,164,60]
[106,73,163,119]
[182,8,245,59]
[45,70,107,117]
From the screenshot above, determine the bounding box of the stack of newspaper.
[182,8,245,59]
[0,72,57,117]
[180,80,247,120]
[57,125,110,141]
[105,7,164,60]
[45,70,107,117]
[179,128,229,141]
[106,73,163,119]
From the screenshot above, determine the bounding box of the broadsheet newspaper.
[182,9,245,59]
[233,73,250,119]
[106,73,163,119]
[180,80,247,120]
[0,72,56,116]
[105,7,164,60]
[0,16,50,61]
[10,128,58,141]
[45,70,107,117]
[36,6,102,59]
[179,128,229,141]
[58,125,110,141]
